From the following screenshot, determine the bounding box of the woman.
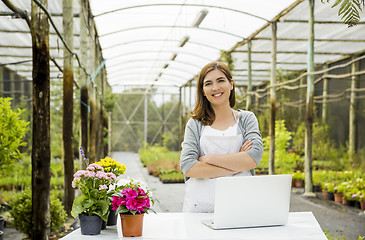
[180,61,263,213]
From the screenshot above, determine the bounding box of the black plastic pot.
[0,216,4,231]
[0,230,3,240]
[107,209,117,226]
[79,215,102,235]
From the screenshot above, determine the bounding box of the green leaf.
[332,0,343,7]
[339,0,351,15]
[98,199,110,215]
[83,199,95,209]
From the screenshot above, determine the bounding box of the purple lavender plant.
[79,146,88,168]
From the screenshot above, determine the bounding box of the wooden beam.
[62,0,75,216]
[233,50,348,55]
[304,0,315,196]
[269,21,277,175]
[31,0,51,238]
[252,37,365,43]
[79,0,89,168]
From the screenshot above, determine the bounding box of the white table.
[61,212,327,240]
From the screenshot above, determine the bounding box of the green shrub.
[0,98,29,170]
[262,120,303,173]
[8,190,67,237]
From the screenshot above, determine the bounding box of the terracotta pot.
[334,193,343,203]
[322,190,328,200]
[294,179,304,188]
[120,214,144,237]
[342,197,348,206]
[360,201,365,210]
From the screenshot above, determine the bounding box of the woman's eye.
[204,82,211,86]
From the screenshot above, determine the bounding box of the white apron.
[183,115,252,213]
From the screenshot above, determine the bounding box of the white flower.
[116,177,133,187]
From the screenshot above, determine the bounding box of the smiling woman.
[180,61,264,213]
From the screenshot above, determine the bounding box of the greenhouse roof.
[0,0,364,93]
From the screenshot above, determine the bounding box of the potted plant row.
[321,177,365,210]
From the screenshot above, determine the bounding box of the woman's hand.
[240,140,252,152]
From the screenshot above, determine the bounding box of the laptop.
[202,174,292,229]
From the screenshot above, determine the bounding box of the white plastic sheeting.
[0,0,364,93]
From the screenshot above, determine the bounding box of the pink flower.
[112,187,152,214]
[99,185,108,190]
[95,171,107,179]
[87,163,104,172]
[106,172,117,181]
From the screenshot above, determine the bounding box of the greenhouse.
[0,0,364,239]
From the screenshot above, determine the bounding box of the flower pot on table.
[79,215,102,235]
[107,209,117,226]
[120,213,144,237]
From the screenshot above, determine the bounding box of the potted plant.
[323,182,336,201]
[71,156,117,235]
[8,190,67,239]
[111,178,157,237]
[94,157,126,226]
[334,182,348,203]
[292,171,304,188]
[359,191,365,210]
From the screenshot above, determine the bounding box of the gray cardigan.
[180,110,263,180]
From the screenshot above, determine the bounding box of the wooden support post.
[108,111,112,155]
[349,56,358,164]
[144,94,148,145]
[299,77,304,121]
[0,67,3,97]
[304,0,315,196]
[246,40,252,111]
[179,86,183,150]
[79,0,89,167]
[31,0,51,238]
[189,83,192,113]
[62,0,75,215]
[322,65,328,124]
[88,22,96,163]
[89,88,96,162]
[269,21,277,175]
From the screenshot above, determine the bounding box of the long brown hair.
[191,62,236,125]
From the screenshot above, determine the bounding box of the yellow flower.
[95,157,126,177]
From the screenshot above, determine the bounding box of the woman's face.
[202,69,233,108]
